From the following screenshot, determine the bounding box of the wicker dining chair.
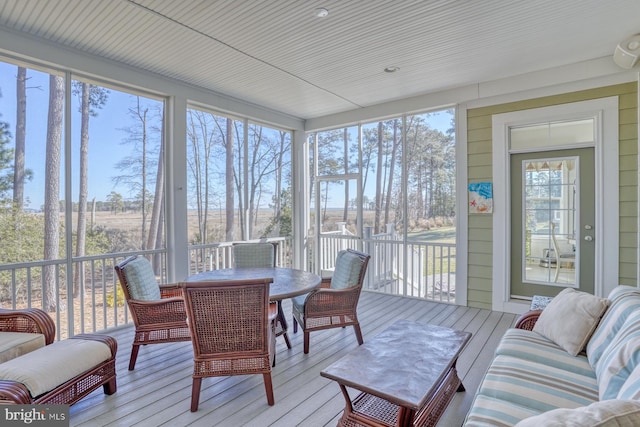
[232,242,277,268]
[292,249,370,354]
[180,278,277,411]
[114,256,190,370]
[232,242,293,348]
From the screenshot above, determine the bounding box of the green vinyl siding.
[466,82,638,308]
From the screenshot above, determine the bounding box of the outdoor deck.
[69,291,518,427]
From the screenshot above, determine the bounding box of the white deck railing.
[0,232,455,339]
[0,249,166,340]
[318,224,456,303]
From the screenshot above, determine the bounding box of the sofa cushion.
[618,362,640,400]
[0,337,111,397]
[514,399,640,427]
[594,314,640,400]
[474,354,599,414]
[0,332,45,364]
[587,287,640,370]
[496,329,595,376]
[464,394,541,427]
[533,288,609,356]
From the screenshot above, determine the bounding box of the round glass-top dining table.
[186,267,322,348]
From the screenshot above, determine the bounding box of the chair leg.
[190,377,202,412]
[103,377,117,395]
[263,373,275,406]
[128,345,140,371]
[303,331,310,354]
[292,317,298,333]
[354,323,364,345]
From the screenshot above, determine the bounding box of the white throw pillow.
[533,288,609,356]
[514,400,640,427]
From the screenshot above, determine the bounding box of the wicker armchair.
[180,278,277,411]
[115,256,190,370]
[292,249,370,354]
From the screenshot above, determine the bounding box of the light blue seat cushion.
[330,250,365,290]
[233,243,275,268]
[123,257,161,301]
[293,250,365,313]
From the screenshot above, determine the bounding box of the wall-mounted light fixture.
[613,34,640,69]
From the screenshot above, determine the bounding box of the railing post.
[337,222,347,252]
[338,222,347,234]
[384,223,394,287]
[364,226,373,289]
[385,223,394,235]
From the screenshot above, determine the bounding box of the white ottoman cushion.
[0,337,111,397]
[0,332,45,363]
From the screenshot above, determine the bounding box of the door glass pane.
[523,157,577,285]
[510,119,594,150]
[550,119,593,145]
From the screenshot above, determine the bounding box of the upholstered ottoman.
[0,332,46,363]
[0,333,117,405]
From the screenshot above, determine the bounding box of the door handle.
[584,235,593,242]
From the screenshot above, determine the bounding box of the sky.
[0,62,162,210]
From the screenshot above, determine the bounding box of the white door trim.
[492,97,619,314]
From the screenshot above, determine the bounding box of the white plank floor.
[69,291,518,427]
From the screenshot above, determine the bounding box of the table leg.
[275,300,292,349]
[398,406,416,427]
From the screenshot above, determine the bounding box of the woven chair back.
[233,243,277,268]
[330,249,370,290]
[115,256,161,301]
[182,278,273,357]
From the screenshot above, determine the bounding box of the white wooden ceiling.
[0,0,638,120]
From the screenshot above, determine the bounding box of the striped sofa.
[464,285,640,426]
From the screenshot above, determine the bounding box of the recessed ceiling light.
[384,66,400,73]
[315,8,329,18]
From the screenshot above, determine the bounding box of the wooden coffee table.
[321,320,471,427]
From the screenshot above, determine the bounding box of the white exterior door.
[491,97,619,314]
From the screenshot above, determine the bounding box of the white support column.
[292,129,308,270]
[165,95,189,282]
